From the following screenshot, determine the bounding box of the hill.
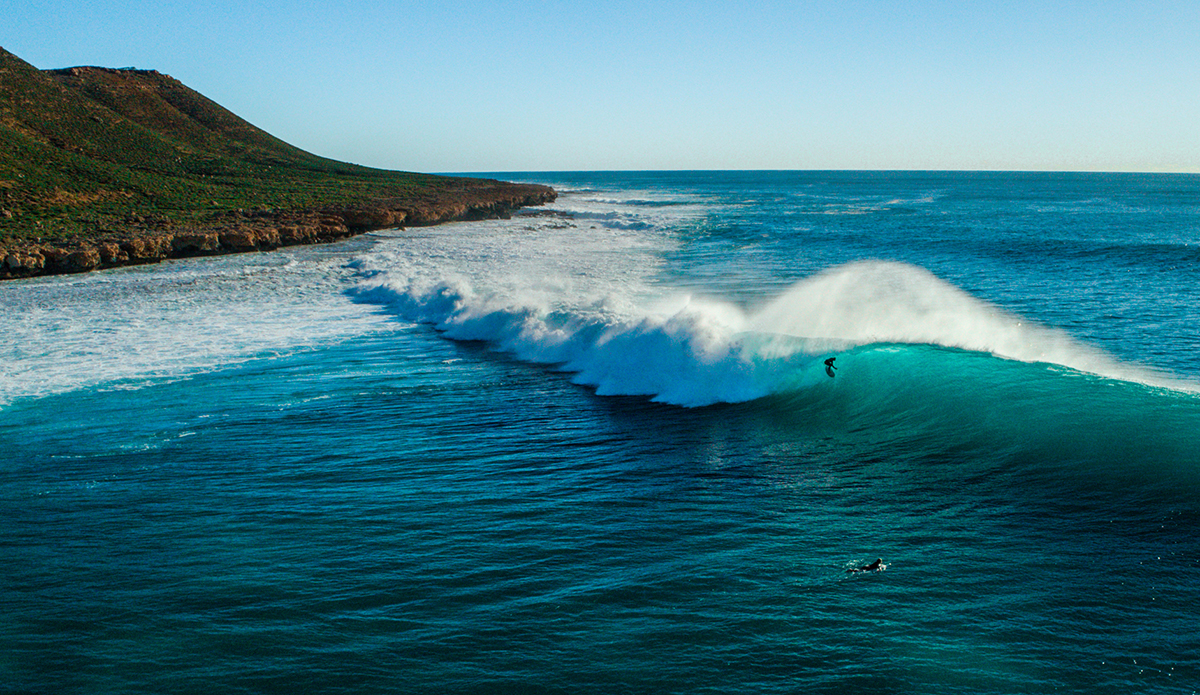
[0,47,554,278]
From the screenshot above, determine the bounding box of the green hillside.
[0,46,477,243]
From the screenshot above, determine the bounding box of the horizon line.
[439,168,1200,176]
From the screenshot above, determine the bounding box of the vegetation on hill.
[0,46,552,269]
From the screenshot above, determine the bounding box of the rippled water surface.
[3,171,1199,693]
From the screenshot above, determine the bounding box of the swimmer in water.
[824,357,838,378]
[848,558,884,573]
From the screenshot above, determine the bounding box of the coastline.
[0,47,556,281]
[0,180,555,280]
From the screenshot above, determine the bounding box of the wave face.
[352,253,1200,470]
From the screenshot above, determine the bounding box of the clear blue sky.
[5,0,1198,173]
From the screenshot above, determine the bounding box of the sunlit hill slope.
[0,46,553,278]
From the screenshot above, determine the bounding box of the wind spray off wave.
[750,260,1166,384]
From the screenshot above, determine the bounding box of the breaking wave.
[350,254,1200,477]
[351,258,1192,407]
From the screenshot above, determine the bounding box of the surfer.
[824,357,838,378]
[848,558,884,573]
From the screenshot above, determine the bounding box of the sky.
[4,0,1199,173]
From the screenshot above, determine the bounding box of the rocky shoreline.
[0,182,555,280]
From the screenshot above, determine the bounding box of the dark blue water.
[3,172,1199,693]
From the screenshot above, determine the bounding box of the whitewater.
[2,171,1199,693]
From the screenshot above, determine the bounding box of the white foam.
[356,275,774,406]
[350,192,777,406]
[0,247,392,407]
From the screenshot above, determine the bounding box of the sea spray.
[754,261,1098,364]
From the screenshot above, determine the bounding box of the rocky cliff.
[0,183,554,278]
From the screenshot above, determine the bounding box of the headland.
[0,47,555,279]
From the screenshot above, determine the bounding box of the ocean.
[2,170,1199,693]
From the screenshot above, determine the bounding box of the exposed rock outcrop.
[0,183,555,280]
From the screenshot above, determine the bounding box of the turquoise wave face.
[764,343,1200,485]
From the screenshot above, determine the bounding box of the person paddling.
[824,357,838,378]
[848,558,884,573]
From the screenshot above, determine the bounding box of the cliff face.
[0,47,555,279]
